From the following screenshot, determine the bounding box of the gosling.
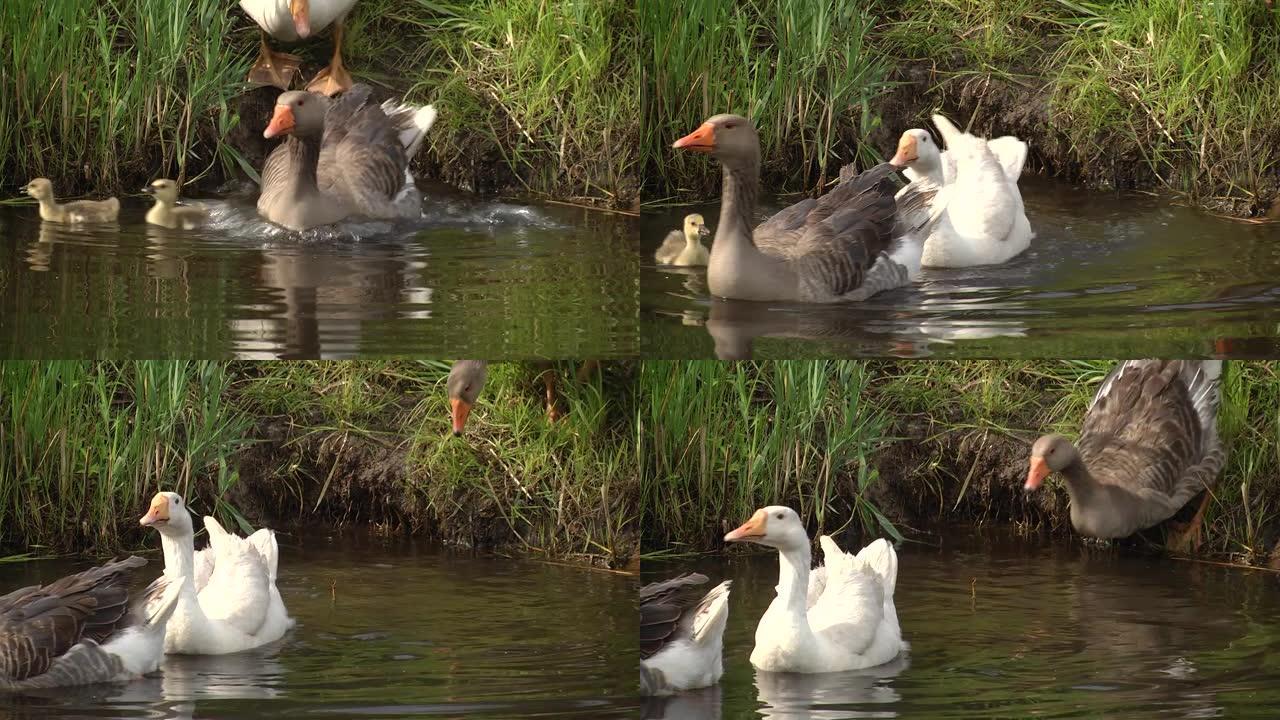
[144,179,207,229]
[654,213,711,266]
[24,178,119,223]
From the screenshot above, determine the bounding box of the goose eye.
[775,512,784,520]
[724,122,736,130]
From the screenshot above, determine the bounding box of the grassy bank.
[643,0,1280,216]
[641,361,1280,564]
[0,361,638,567]
[0,0,638,207]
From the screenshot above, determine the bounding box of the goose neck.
[159,529,196,585]
[717,162,759,248]
[775,542,812,615]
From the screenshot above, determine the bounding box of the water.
[0,184,637,358]
[644,530,1280,719]
[0,532,637,719]
[642,176,1280,358]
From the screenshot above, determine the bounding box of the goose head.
[24,178,53,201]
[673,114,760,172]
[683,213,710,242]
[1026,434,1079,491]
[264,91,330,140]
[447,360,488,436]
[290,0,312,38]
[725,505,809,552]
[890,129,942,175]
[144,179,180,204]
[139,491,195,538]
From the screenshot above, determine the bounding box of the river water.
[644,530,1280,719]
[0,184,637,359]
[642,176,1280,358]
[0,532,637,719]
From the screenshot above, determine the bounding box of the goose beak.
[673,122,716,153]
[264,105,296,139]
[450,398,472,436]
[1025,455,1050,492]
[290,0,312,38]
[139,495,170,527]
[725,509,768,542]
[890,134,918,167]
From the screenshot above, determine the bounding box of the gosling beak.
[142,186,156,195]
[1025,455,1050,492]
[698,225,711,237]
[673,122,716,153]
[264,104,296,139]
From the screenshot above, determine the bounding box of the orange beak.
[725,509,768,542]
[139,494,170,527]
[1025,455,1050,491]
[673,122,716,153]
[451,398,473,436]
[290,0,311,38]
[264,105,296,139]
[890,133,918,167]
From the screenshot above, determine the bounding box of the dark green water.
[0,533,637,718]
[0,184,637,359]
[642,177,1280,358]
[645,531,1280,719]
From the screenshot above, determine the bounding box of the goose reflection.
[752,654,908,720]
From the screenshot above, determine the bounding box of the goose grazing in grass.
[447,360,488,435]
[139,492,293,654]
[258,84,437,231]
[672,114,938,303]
[240,0,360,94]
[23,179,119,224]
[640,573,731,696]
[655,214,711,266]
[890,115,1031,267]
[725,506,904,673]
[144,179,207,230]
[1026,360,1224,549]
[0,557,182,689]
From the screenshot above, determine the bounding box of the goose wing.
[639,573,709,660]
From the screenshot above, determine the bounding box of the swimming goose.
[1026,360,1225,545]
[640,574,731,696]
[654,214,711,266]
[447,360,488,435]
[240,0,360,94]
[144,179,208,230]
[139,492,294,654]
[672,114,938,303]
[725,506,904,673]
[891,115,1031,267]
[23,179,119,224]
[0,557,182,689]
[258,84,437,231]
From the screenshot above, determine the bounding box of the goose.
[672,114,938,303]
[23,179,119,224]
[890,115,1031,267]
[139,492,294,654]
[0,557,182,689]
[724,506,904,673]
[258,85,437,231]
[640,573,731,696]
[1026,360,1225,547]
[654,214,711,266]
[144,179,208,230]
[447,360,488,435]
[240,0,360,95]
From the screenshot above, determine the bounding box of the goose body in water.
[258,85,437,231]
[0,557,182,689]
[672,114,937,303]
[1026,360,1224,545]
[640,573,731,696]
[725,506,904,673]
[140,492,294,654]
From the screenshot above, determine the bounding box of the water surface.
[642,177,1280,358]
[0,532,637,719]
[645,530,1280,719]
[0,184,637,358]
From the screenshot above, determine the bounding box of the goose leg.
[540,368,561,422]
[306,20,353,96]
[248,30,302,90]
[1167,493,1211,554]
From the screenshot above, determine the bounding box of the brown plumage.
[1026,360,1225,540]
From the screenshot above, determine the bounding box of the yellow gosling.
[24,178,119,224]
[144,179,208,230]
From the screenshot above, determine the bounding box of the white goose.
[890,115,1032,267]
[724,506,904,673]
[139,492,293,655]
[639,573,731,696]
